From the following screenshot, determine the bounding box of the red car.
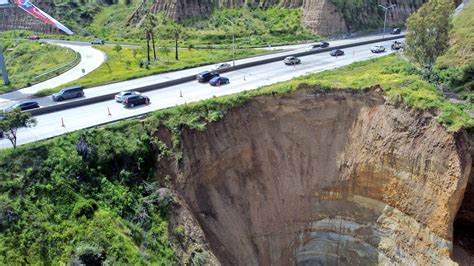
[28,35,40,41]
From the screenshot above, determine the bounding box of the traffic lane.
[263,32,405,51]
[223,40,395,83]
[0,42,394,148]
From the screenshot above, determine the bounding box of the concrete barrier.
[29,35,405,117]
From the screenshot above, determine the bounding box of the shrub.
[191,249,209,266]
[139,59,149,69]
[173,225,186,241]
[71,243,106,265]
[71,198,99,219]
[113,44,122,53]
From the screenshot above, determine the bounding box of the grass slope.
[437,1,474,68]
[0,34,76,94]
[1,54,471,265]
[0,122,176,264]
[434,1,474,99]
[45,2,321,48]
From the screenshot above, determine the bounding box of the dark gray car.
[52,86,84,101]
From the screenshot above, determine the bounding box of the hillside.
[437,0,474,68]
[1,0,426,41]
[436,1,474,99]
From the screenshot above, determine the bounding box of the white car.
[371,45,386,53]
[212,63,232,71]
[115,91,141,102]
[283,56,301,65]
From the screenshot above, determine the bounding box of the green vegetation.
[329,0,383,31]
[1,54,472,264]
[45,1,320,48]
[180,7,319,47]
[36,45,267,95]
[437,1,474,67]
[435,1,474,99]
[0,122,176,264]
[297,55,472,132]
[0,32,77,93]
[406,0,454,75]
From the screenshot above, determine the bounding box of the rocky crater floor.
[158,88,474,265]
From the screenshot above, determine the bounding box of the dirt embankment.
[157,87,472,265]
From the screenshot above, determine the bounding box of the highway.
[0,33,401,110]
[0,38,399,149]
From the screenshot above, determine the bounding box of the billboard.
[15,0,74,35]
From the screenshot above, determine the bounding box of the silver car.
[371,45,386,53]
[212,63,232,71]
[283,56,301,65]
[115,91,141,103]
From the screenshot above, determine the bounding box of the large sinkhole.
[165,88,471,265]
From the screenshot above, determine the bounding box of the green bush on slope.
[0,122,175,264]
[435,1,474,99]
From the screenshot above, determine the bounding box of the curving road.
[0,38,400,148]
[0,41,105,104]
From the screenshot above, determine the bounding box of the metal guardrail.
[32,51,81,82]
[29,34,405,117]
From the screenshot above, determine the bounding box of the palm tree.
[143,11,157,62]
[143,13,152,63]
[168,21,184,61]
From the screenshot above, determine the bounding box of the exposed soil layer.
[162,88,471,265]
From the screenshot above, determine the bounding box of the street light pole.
[224,17,235,66]
[0,47,10,85]
[378,4,396,39]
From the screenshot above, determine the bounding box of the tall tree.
[165,20,184,61]
[405,0,454,76]
[143,11,157,63]
[0,109,37,149]
[144,12,158,61]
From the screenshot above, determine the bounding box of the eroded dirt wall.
[164,88,471,265]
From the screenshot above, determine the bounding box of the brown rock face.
[166,88,471,265]
[302,0,348,36]
[150,0,213,22]
[149,0,300,21]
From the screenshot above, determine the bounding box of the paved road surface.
[0,39,397,148]
[44,39,141,49]
[0,33,401,110]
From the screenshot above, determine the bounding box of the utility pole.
[378,4,396,39]
[0,47,9,85]
[224,17,235,66]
